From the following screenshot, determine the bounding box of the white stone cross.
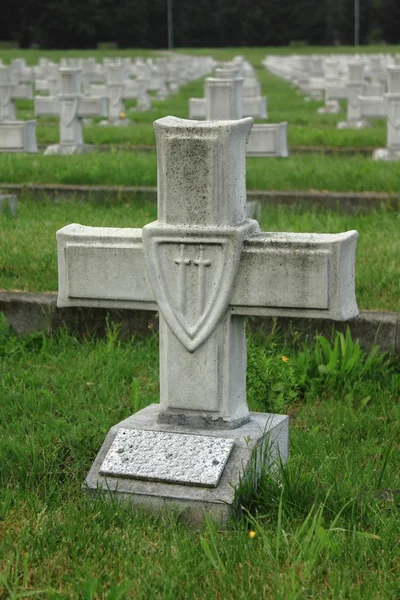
[190,65,267,121]
[58,115,358,426]
[338,61,372,129]
[34,68,107,154]
[0,65,32,121]
[87,64,150,123]
[0,66,37,153]
[190,67,286,157]
[57,117,358,521]
[318,59,346,114]
[374,67,400,161]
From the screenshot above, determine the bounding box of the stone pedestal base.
[337,119,371,129]
[44,143,94,155]
[0,120,37,153]
[84,403,289,525]
[372,148,400,161]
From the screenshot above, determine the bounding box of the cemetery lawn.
[0,197,399,313]
[0,325,399,599]
[1,152,400,193]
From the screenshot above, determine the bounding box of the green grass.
[0,323,399,598]
[0,197,399,312]
[1,151,400,194]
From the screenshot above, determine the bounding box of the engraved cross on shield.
[142,231,243,353]
[172,243,217,328]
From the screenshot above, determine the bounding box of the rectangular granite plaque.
[99,429,235,488]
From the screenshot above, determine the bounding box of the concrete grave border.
[0,291,398,356]
[1,183,399,213]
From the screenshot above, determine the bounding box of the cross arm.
[87,84,108,97]
[57,224,156,310]
[57,225,358,322]
[77,96,108,118]
[122,81,140,100]
[34,95,60,117]
[231,231,359,320]
[359,96,386,119]
[12,83,33,100]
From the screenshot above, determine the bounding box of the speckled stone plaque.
[99,428,235,488]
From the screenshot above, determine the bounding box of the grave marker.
[88,64,150,123]
[0,66,37,153]
[373,66,400,161]
[35,68,107,154]
[337,61,371,129]
[191,66,285,157]
[0,65,32,120]
[57,116,358,523]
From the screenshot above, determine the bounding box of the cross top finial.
[154,116,253,228]
[59,68,82,96]
[387,66,400,94]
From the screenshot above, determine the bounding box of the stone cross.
[318,59,346,114]
[338,61,371,129]
[34,68,107,154]
[57,117,358,523]
[214,66,267,119]
[368,56,386,86]
[0,66,37,153]
[190,66,285,157]
[205,74,243,120]
[0,65,32,121]
[373,66,400,161]
[88,64,149,124]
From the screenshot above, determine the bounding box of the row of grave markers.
[189,56,288,158]
[264,53,400,160]
[0,55,288,158]
[0,55,215,154]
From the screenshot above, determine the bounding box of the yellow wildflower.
[249,530,256,539]
[281,355,289,363]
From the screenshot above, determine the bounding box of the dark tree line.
[0,0,399,49]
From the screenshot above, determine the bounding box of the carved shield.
[142,232,243,352]
[60,98,79,127]
[385,98,400,131]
